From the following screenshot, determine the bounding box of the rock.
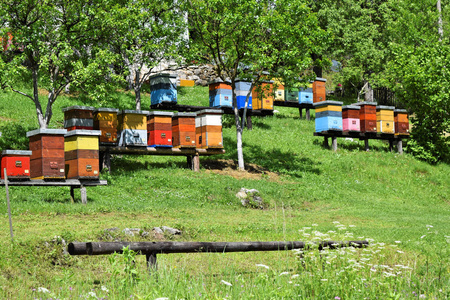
[162,226,182,235]
[122,228,141,237]
[152,227,164,235]
[236,188,266,209]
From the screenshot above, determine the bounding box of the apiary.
[147,111,173,147]
[62,106,95,131]
[1,150,32,180]
[252,81,274,110]
[394,109,409,135]
[313,78,327,103]
[94,108,119,145]
[342,105,361,132]
[273,79,285,102]
[150,73,177,105]
[64,130,101,179]
[117,110,148,146]
[209,80,232,108]
[235,80,253,109]
[376,106,395,134]
[172,112,197,148]
[196,109,223,149]
[353,102,377,133]
[313,101,343,132]
[27,129,67,180]
[299,83,313,104]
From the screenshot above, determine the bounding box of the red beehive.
[27,129,67,180]
[313,77,327,103]
[172,112,197,148]
[394,109,410,135]
[147,111,173,147]
[353,102,378,133]
[1,150,32,180]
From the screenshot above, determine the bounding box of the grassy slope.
[0,86,449,298]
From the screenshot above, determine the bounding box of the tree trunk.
[364,80,374,102]
[232,85,245,171]
[134,69,142,110]
[438,0,443,41]
[32,66,47,129]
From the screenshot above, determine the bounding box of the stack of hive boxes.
[313,101,343,132]
[376,106,395,134]
[1,150,32,180]
[353,102,377,133]
[94,108,119,145]
[150,74,177,105]
[118,110,148,146]
[63,106,95,131]
[252,81,274,110]
[64,130,101,179]
[147,111,173,147]
[342,105,361,132]
[235,80,253,109]
[209,80,232,108]
[196,109,223,149]
[27,129,67,180]
[172,112,197,148]
[394,109,409,135]
[313,78,327,103]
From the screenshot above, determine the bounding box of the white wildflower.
[256,264,270,269]
[87,291,97,298]
[395,241,401,243]
[154,298,169,300]
[291,274,300,278]
[332,221,341,224]
[221,280,232,287]
[383,272,396,277]
[419,295,426,299]
[320,279,328,281]
[397,250,404,253]
[426,225,433,228]
[101,286,109,292]
[279,272,289,276]
[349,225,356,227]
[37,287,50,293]
[312,224,319,227]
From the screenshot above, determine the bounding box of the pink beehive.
[342,105,361,132]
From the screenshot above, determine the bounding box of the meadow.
[0,85,449,299]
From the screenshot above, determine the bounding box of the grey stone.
[161,226,182,235]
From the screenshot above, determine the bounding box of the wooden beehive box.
[1,150,32,180]
[64,130,100,180]
[118,110,148,146]
[285,88,299,102]
[313,101,343,132]
[376,106,395,134]
[62,106,95,131]
[27,129,67,180]
[252,81,274,110]
[342,105,361,132]
[299,83,313,104]
[172,112,197,148]
[353,102,378,133]
[235,80,253,109]
[94,108,119,145]
[313,77,327,103]
[150,73,177,105]
[273,78,285,102]
[209,80,232,108]
[147,111,173,147]
[196,109,223,149]
[394,109,410,135]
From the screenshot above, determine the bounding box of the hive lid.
[26,128,67,137]
[352,101,378,106]
[313,100,343,107]
[342,105,361,110]
[196,109,224,115]
[315,77,327,82]
[376,105,395,110]
[62,106,95,112]
[64,130,101,137]
[149,73,177,79]
[94,107,120,113]
[2,150,32,156]
[119,110,150,115]
[394,109,408,113]
[147,111,174,117]
[173,112,197,117]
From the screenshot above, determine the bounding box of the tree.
[185,0,327,170]
[107,0,187,110]
[0,0,118,128]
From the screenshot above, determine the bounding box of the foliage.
[109,246,141,290]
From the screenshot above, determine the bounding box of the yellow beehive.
[273,78,285,101]
[376,106,395,133]
[64,134,99,152]
[118,110,148,130]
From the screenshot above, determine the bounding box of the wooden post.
[246,115,252,130]
[397,138,403,154]
[323,137,329,148]
[186,155,193,169]
[332,137,338,152]
[80,185,87,204]
[193,153,200,172]
[299,108,303,119]
[306,108,310,121]
[389,140,394,152]
[4,169,14,243]
[70,186,75,203]
[101,150,111,173]
[146,252,158,274]
[364,139,370,152]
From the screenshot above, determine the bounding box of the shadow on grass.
[312,136,392,152]
[110,155,188,174]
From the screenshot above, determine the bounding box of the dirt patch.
[202,159,281,181]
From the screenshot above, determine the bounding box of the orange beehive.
[394,109,410,135]
[94,108,119,145]
[196,109,223,149]
[64,130,101,180]
[252,81,274,110]
[172,112,197,148]
[313,78,327,103]
[353,102,378,133]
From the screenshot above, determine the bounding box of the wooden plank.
[99,146,225,156]
[0,179,107,187]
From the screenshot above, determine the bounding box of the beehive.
[313,101,343,132]
[235,80,253,109]
[62,106,95,131]
[209,80,232,108]
[353,102,377,133]
[150,73,177,105]
[394,109,409,135]
[313,78,327,103]
[299,83,313,104]
[273,79,285,102]
[27,129,67,180]
[94,108,119,145]
[342,105,361,132]
[285,88,299,102]
[147,111,173,147]
[252,81,274,110]
[1,150,32,180]
[172,112,197,148]
[196,109,223,149]
[117,110,148,146]
[64,130,101,179]
[376,106,395,134]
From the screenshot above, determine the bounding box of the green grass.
[0,85,449,299]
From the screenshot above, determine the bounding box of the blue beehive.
[299,84,313,104]
[313,101,343,132]
[150,74,177,105]
[235,80,252,109]
[209,80,233,108]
